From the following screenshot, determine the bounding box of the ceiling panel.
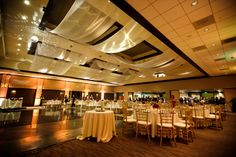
[187,5,212,22]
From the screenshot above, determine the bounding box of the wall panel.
[43,79,65,90]
[9,76,38,89]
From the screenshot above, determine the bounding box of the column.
[34,78,43,106]
[101,85,104,100]
[65,81,70,97]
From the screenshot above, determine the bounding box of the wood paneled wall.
[9,76,38,89]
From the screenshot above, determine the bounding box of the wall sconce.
[1,83,8,88]
[191,0,198,6]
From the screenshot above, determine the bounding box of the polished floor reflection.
[0,107,83,156]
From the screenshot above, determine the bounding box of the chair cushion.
[126,118,136,123]
[174,122,190,128]
[137,121,151,125]
[194,116,204,119]
[157,122,173,128]
[205,114,219,119]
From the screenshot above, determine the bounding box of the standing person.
[64,95,69,105]
[171,95,176,108]
[71,95,75,107]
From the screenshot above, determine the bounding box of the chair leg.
[186,130,189,145]
[172,129,176,146]
[136,125,138,137]
[160,129,162,146]
[147,126,150,143]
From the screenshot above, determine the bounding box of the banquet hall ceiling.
[0,0,236,86]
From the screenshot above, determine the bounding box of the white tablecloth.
[81,110,116,143]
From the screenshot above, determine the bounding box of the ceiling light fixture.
[17,48,20,51]
[153,72,166,78]
[17,43,21,46]
[191,0,198,6]
[212,43,216,46]
[30,35,39,42]
[83,77,90,80]
[179,71,191,75]
[204,28,209,32]
[21,15,28,20]
[18,37,22,40]
[138,75,146,78]
[39,68,48,73]
[24,0,30,5]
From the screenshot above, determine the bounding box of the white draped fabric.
[112,54,176,69]
[50,0,115,43]
[28,56,73,75]
[93,21,150,53]
[92,59,121,71]
[36,42,89,65]
[36,42,69,59]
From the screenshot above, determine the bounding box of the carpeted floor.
[20,113,236,157]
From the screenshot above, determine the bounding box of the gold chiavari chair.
[174,109,195,144]
[135,108,152,143]
[205,106,223,130]
[193,105,206,128]
[122,106,136,134]
[157,109,176,146]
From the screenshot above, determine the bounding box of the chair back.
[122,107,128,122]
[159,109,174,126]
[214,106,222,120]
[193,105,205,118]
[185,109,194,127]
[136,108,149,124]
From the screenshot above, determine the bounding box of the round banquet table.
[81,110,116,143]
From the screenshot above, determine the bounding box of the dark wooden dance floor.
[19,113,236,157]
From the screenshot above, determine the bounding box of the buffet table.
[81,110,116,143]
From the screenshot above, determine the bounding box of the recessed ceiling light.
[212,43,216,46]
[33,16,37,21]
[39,68,48,73]
[179,71,191,75]
[83,77,90,80]
[17,43,21,46]
[204,28,209,32]
[21,15,28,20]
[191,0,198,6]
[17,48,20,51]
[18,37,22,40]
[138,75,146,78]
[24,0,30,5]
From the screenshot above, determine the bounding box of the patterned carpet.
[19,113,236,157]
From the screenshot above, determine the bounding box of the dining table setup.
[79,109,117,143]
[76,100,225,146]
